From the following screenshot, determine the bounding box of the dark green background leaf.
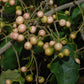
[50,44,80,84]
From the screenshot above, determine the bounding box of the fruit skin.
[47,63,51,69]
[60,39,67,45]
[58,52,64,58]
[49,41,55,46]
[63,49,70,56]
[37,40,44,47]
[38,76,45,84]
[16,10,22,16]
[13,28,18,33]
[0,21,5,28]
[21,66,27,73]
[16,16,24,24]
[30,26,37,33]
[16,6,22,10]
[49,0,53,5]
[2,0,8,3]
[38,30,46,36]
[59,19,66,27]
[13,23,17,28]
[9,0,15,6]
[53,14,57,19]
[30,36,37,45]
[43,42,49,50]
[70,33,76,39]
[5,79,11,84]
[75,58,80,64]
[41,16,48,23]
[47,16,54,24]
[54,43,63,51]
[26,74,33,82]
[45,47,53,56]
[37,11,44,18]
[24,42,32,50]
[23,13,30,20]
[17,34,24,42]
[66,21,71,28]
[65,10,70,15]
[18,24,26,33]
[9,32,18,40]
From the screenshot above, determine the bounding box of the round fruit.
[37,11,44,18]
[26,74,33,82]
[41,16,48,23]
[65,10,70,15]
[30,36,37,45]
[45,47,53,56]
[2,0,8,3]
[23,13,30,20]
[53,14,57,19]
[47,63,51,69]
[0,21,5,28]
[49,41,55,46]
[54,43,63,51]
[38,30,46,36]
[0,29,1,33]
[49,0,53,5]
[66,21,71,28]
[54,4,57,8]
[59,19,66,27]
[18,24,26,33]
[16,10,22,16]
[38,76,45,84]
[75,58,80,64]
[13,23,17,28]
[37,40,44,47]
[30,26,37,33]
[70,33,76,39]
[60,39,67,45]
[9,0,15,6]
[16,16,24,24]
[9,32,18,40]
[58,52,64,58]
[13,28,18,33]
[17,34,24,42]
[24,42,32,50]
[5,79,11,84]
[21,66,27,73]
[43,42,49,50]
[30,5,34,10]
[16,6,22,10]
[63,49,70,56]
[47,16,54,24]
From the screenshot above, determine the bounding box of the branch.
[0,0,84,55]
[0,40,14,55]
[45,0,84,16]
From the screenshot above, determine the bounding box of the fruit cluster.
[0,0,81,84]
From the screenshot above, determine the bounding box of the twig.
[75,47,84,53]
[11,43,21,69]
[31,50,38,84]
[45,0,84,16]
[0,0,84,55]
[79,67,84,71]
[44,73,52,84]
[0,40,15,55]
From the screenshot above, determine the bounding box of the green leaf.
[72,4,84,20]
[0,69,25,84]
[4,0,19,14]
[50,44,80,84]
[0,38,24,70]
[49,74,57,84]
